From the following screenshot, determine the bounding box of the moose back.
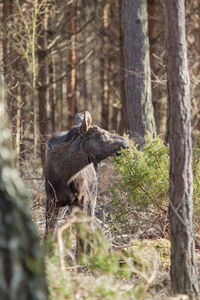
[44,111,129,236]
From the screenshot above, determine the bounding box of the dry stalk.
[57,216,77,272]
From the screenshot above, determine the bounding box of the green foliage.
[110,135,200,237]
[112,136,169,209]
[109,136,169,236]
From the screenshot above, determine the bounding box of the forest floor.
[24,158,200,300]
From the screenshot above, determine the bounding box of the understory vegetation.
[45,210,169,300]
[110,136,200,239]
[28,135,200,299]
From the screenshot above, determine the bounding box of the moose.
[44,111,129,237]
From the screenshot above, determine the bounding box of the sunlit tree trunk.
[15,86,21,171]
[148,0,160,133]
[121,0,155,146]
[148,0,167,136]
[31,0,39,158]
[165,0,200,298]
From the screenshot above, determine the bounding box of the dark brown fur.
[44,111,129,236]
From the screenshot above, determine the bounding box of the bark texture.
[165,0,200,298]
[38,5,48,168]
[121,0,155,145]
[0,102,48,300]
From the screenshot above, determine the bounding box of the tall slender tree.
[37,3,48,168]
[67,1,76,127]
[121,0,155,146]
[165,0,200,298]
[2,0,13,128]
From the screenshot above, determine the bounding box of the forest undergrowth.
[22,136,200,300]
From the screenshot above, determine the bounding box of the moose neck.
[62,139,92,182]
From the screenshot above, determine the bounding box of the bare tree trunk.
[67,2,76,127]
[15,86,21,171]
[37,4,48,168]
[118,0,125,135]
[101,3,110,130]
[49,55,56,132]
[2,0,15,147]
[56,55,64,130]
[148,0,167,136]
[121,0,155,146]
[32,0,39,158]
[165,0,200,298]
[47,10,56,133]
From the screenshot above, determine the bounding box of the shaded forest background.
[1,0,200,170]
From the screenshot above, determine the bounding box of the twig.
[57,216,77,272]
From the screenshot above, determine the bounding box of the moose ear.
[80,111,92,136]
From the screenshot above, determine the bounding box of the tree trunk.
[0,99,48,300]
[15,86,21,171]
[165,0,200,298]
[148,0,167,137]
[118,0,125,135]
[56,54,64,130]
[121,0,155,146]
[67,2,76,127]
[37,4,48,169]
[2,0,15,148]
[101,3,110,130]
[49,55,56,132]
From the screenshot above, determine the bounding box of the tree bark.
[37,4,48,169]
[67,2,76,127]
[118,0,125,135]
[2,0,16,149]
[101,3,110,130]
[165,0,200,298]
[121,0,155,146]
[148,0,167,136]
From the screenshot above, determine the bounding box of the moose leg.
[76,188,98,258]
[44,197,60,239]
[88,183,98,218]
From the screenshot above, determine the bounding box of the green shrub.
[113,135,169,208]
[110,135,200,236]
[109,136,169,236]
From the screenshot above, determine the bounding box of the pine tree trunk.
[118,0,125,135]
[148,0,167,136]
[56,55,64,130]
[165,0,200,298]
[37,4,48,168]
[121,0,155,145]
[101,3,110,130]
[67,2,76,127]
[2,0,15,148]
